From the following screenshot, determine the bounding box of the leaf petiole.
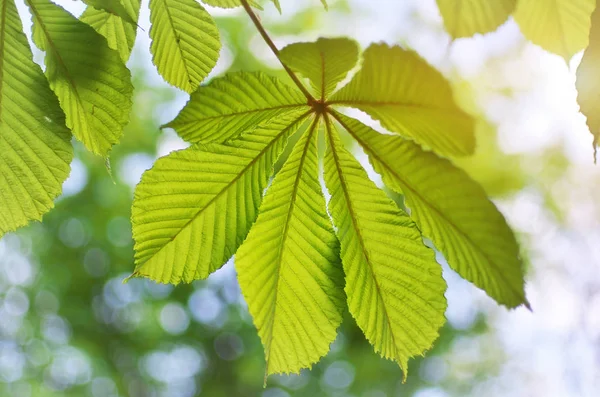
[240,0,317,106]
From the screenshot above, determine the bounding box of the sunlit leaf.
[330,43,475,157]
[81,0,137,25]
[236,117,344,376]
[201,0,262,10]
[28,0,133,157]
[514,0,595,61]
[0,0,72,236]
[80,0,141,63]
[280,37,359,99]
[332,112,528,308]
[164,72,307,143]
[323,117,447,377]
[576,3,600,153]
[131,110,309,284]
[436,0,516,38]
[149,0,221,93]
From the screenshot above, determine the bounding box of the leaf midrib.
[331,111,525,304]
[264,115,319,375]
[155,0,194,90]
[27,1,92,143]
[136,110,312,269]
[328,100,464,114]
[324,114,402,361]
[166,104,306,129]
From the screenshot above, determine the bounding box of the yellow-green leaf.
[280,37,359,100]
[330,43,475,157]
[131,110,309,284]
[80,0,141,63]
[0,0,72,236]
[81,0,137,25]
[332,112,528,308]
[436,0,516,38]
[514,0,595,61]
[27,0,133,157]
[164,72,307,143]
[323,117,447,377]
[236,117,344,376]
[149,0,221,93]
[576,4,600,151]
[201,0,262,9]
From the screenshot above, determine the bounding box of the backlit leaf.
[236,117,344,376]
[576,3,600,152]
[0,0,72,236]
[164,72,307,143]
[332,111,528,308]
[330,43,475,157]
[28,0,133,157]
[514,0,595,61]
[149,0,221,93]
[81,0,137,25]
[80,0,141,63]
[323,117,447,377]
[131,110,309,284]
[201,0,262,9]
[436,0,516,38]
[280,37,359,99]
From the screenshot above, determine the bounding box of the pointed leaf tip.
[149,0,221,93]
[323,117,447,374]
[332,112,528,308]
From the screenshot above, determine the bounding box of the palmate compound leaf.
[576,3,600,153]
[164,72,308,143]
[130,110,309,284]
[149,0,221,93]
[280,37,359,100]
[436,0,516,38]
[27,0,133,158]
[80,0,141,63]
[330,43,475,158]
[513,0,595,61]
[81,0,137,25]
[323,116,447,378]
[235,116,344,376]
[0,0,72,237]
[331,111,528,308]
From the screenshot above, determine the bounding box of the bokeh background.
[2,0,600,396]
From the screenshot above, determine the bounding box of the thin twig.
[240,0,317,105]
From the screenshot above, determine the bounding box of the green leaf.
[280,37,359,100]
[81,0,137,25]
[323,117,447,377]
[80,0,141,63]
[436,0,516,38]
[330,43,475,157]
[0,0,73,237]
[236,117,344,376]
[131,110,309,284]
[577,4,600,152]
[332,112,528,308]
[27,0,133,157]
[164,72,308,143]
[201,0,262,9]
[149,0,221,93]
[514,0,595,61]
